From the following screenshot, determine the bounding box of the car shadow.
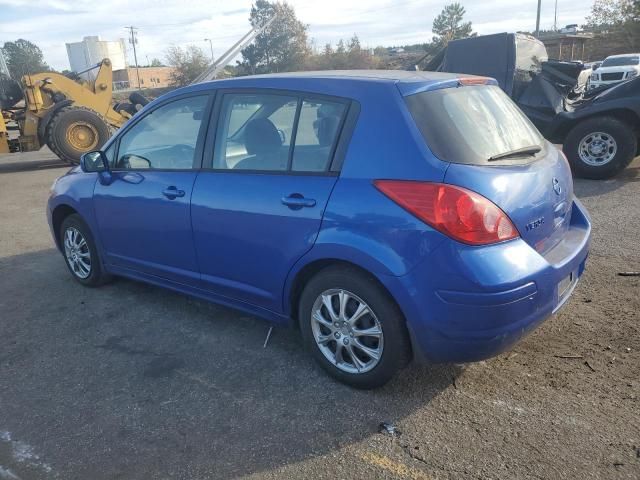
[573,156,640,199]
[0,249,459,479]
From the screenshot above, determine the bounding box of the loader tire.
[46,106,111,165]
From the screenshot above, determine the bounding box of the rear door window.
[213,94,297,171]
[405,85,543,165]
[213,92,347,173]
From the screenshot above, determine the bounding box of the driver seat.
[234,118,285,170]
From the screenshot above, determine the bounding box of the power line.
[125,26,141,89]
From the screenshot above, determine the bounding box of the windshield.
[405,85,543,166]
[602,56,639,67]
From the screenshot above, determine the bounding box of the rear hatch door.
[404,83,573,252]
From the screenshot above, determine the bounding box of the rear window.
[405,85,543,165]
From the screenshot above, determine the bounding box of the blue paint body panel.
[47,70,591,364]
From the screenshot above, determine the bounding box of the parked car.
[589,53,640,90]
[423,34,640,180]
[48,71,591,388]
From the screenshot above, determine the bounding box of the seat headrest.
[244,118,282,155]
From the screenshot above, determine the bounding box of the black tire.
[46,106,111,165]
[563,116,637,179]
[129,92,149,108]
[59,214,112,287]
[299,266,411,389]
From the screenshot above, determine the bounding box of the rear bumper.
[380,197,591,363]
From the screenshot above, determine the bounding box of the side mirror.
[277,129,286,144]
[80,150,109,173]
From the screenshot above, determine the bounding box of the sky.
[0,0,593,71]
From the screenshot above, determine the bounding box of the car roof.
[227,70,462,83]
[185,70,495,98]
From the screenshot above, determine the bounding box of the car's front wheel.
[60,214,111,287]
[299,266,410,389]
[563,116,637,179]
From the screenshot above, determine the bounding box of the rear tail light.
[374,180,519,245]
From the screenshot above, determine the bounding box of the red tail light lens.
[374,180,519,245]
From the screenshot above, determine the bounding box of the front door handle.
[162,186,185,199]
[281,194,316,210]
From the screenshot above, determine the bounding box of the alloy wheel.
[310,289,384,374]
[63,227,91,279]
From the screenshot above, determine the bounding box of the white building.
[66,36,127,80]
[0,48,9,77]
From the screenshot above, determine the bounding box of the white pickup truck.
[590,53,640,89]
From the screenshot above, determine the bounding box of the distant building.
[0,48,9,77]
[539,31,594,62]
[112,66,176,90]
[66,36,127,80]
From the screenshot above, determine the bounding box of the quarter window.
[213,92,347,172]
[115,95,208,170]
[292,100,345,172]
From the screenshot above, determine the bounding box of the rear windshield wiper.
[488,145,542,162]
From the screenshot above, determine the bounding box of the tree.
[347,34,373,69]
[2,39,49,80]
[165,45,209,86]
[150,58,163,67]
[585,0,639,53]
[238,0,310,74]
[432,3,474,48]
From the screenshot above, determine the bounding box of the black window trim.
[202,87,359,177]
[110,91,216,173]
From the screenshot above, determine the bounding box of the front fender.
[48,170,101,253]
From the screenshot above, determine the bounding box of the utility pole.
[125,26,141,89]
[553,0,558,31]
[204,38,215,63]
[535,0,542,37]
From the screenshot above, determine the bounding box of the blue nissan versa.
[47,71,591,388]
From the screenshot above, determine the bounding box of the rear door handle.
[162,186,185,199]
[281,194,316,209]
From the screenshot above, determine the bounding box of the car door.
[93,93,212,285]
[191,91,350,313]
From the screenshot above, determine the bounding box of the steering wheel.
[166,144,196,168]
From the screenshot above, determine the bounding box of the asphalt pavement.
[0,149,638,479]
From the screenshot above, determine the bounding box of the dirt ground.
[0,150,638,480]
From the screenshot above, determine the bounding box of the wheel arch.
[51,203,79,250]
[287,257,417,361]
[552,108,640,143]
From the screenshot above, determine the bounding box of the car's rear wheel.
[299,266,410,389]
[563,116,637,179]
[60,214,111,287]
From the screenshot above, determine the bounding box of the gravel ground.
[0,151,638,480]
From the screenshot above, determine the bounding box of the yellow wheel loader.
[0,58,147,164]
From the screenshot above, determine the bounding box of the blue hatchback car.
[48,71,591,388]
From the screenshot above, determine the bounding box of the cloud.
[0,0,593,71]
